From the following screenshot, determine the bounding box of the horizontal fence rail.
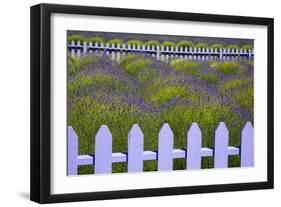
[68,122,254,175]
[67,41,254,62]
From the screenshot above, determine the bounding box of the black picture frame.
[30,3,274,204]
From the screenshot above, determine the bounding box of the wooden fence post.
[214,122,229,168]
[77,41,81,60]
[89,41,93,55]
[219,48,223,60]
[95,125,112,174]
[240,122,254,167]
[158,123,174,171]
[128,124,144,172]
[187,123,202,169]
[156,45,160,60]
[68,127,78,175]
[83,41,87,56]
[71,40,75,58]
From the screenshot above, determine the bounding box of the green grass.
[177,41,194,49]
[234,88,254,113]
[162,41,176,49]
[221,79,250,91]
[120,55,153,75]
[144,40,160,48]
[146,86,189,106]
[68,35,87,44]
[109,39,123,46]
[68,55,98,76]
[198,73,218,84]
[211,44,224,50]
[170,58,200,75]
[69,96,243,174]
[195,43,209,49]
[227,44,239,50]
[242,44,254,51]
[210,61,244,75]
[68,74,128,97]
[88,36,105,45]
[126,40,143,47]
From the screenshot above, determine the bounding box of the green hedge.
[68,35,253,50]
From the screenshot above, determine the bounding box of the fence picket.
[71,40,75,57]
[95,125,112,174]
[83,41,87,56]
[68,127,78,175]
[187,123,202,169]
[77,41,81,60]
[89,41,93,55]
[128,124,144,172]
[240,122,254,167]
[214,122,229,168]
[158,123,174,171]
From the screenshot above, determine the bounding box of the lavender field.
[67,32,254,174]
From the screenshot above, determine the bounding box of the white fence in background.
[68,41,254,63]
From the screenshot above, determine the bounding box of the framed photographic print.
[30,3,274,203]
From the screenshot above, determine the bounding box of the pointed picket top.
[214,122,229,168]
[100,42,104,48]
[68,126,78,175]
[129,124,144,142]
[216,122,228,136]
[158,123,174,171]
[95,125,112,174]
[96,125,112,141]
[159,123,173,138]
[187,123,202,169]
[241,122,254,167]
[128,124,144,172]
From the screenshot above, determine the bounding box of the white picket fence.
[68,40,254,62]
[68,122,254,175]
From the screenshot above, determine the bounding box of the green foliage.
[221,79,250,91]
[210,44,224,50]
[109,39,123,46]
[234,88,254,113]
[195,43,209,49]
[68,55,97,76]
[144,40,160,48]
[67,52,252,174]
[120,55,152,75]
[210,61,244,75]
[136,67,161,84]
[68,74,130,98]
[198,73,218,84]
[177,41,194,49]
[162,41,176,49]
[170,58,200,75]
[68,35,87,44]
[147,86,189,106]
[88,36,105,45]
[126,40,143,47]
[227,44,239,50]
[242,44,254,51]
